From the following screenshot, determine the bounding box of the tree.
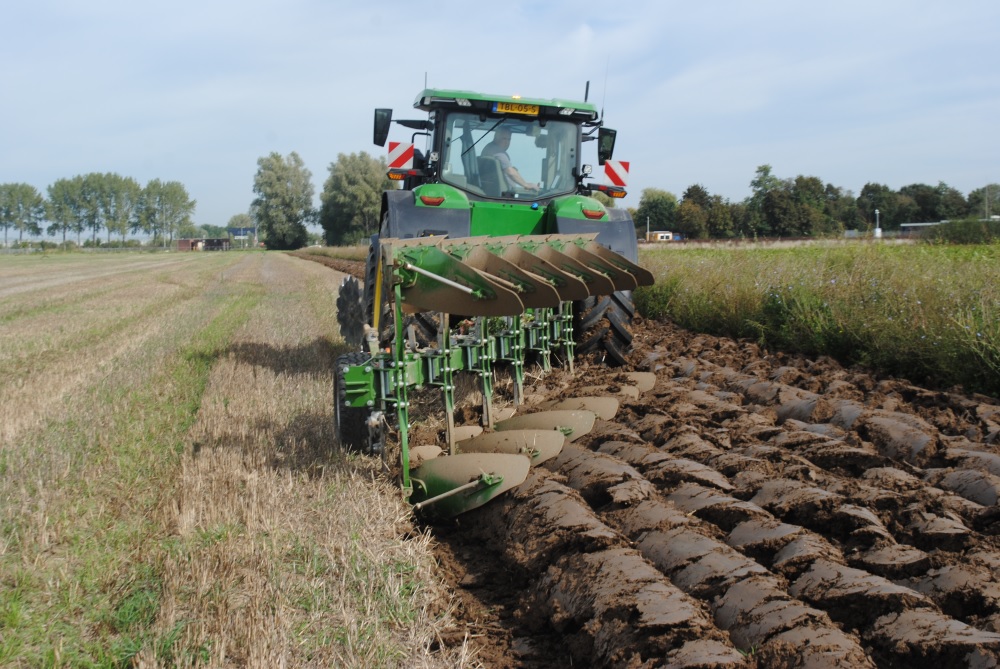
[201,224,228,238]
[899,183,941,223]
[936,182,968,220]
[253,152,313,250]
[675,199,709,239]
[762,189,799,237]
[792,176,825,211]
[0,183,46,246]
[728,201,750,237]
[681,184,712,210]
[80,173,107,245]
[789,175,841,236]
[46,176,85,247]
[747,164,781,235]
[141,179,196,245]
[856,183,898,230]
[634,188,677,239]
[319,152,392,246]
[896,182,966,223]
[968,184,1000,219]
[824,184,861,231]
[706,195,735,238]
[101,173,143,245]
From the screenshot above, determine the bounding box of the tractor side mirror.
[597,127,617,165]
[374,108,393,147]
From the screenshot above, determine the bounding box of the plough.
[336,234,653,517]
[334,88,654,517]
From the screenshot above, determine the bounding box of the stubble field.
[0,251,467,667]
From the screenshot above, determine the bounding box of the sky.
[3,0,999,228]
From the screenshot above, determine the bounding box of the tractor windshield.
[439,112,578,201]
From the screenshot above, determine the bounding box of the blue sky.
[3,0,998,228]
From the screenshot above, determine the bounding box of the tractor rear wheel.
[362,235,379,326]
[363,233,441,350]
[574,290,636,366]
[336,276,365,348]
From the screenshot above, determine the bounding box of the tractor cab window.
[440,112,577,200]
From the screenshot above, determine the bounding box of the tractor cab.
[439,113,578,200]
[374,89,619,202]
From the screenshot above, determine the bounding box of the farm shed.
[177,238,231,251]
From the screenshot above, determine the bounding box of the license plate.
[493,101,539,116]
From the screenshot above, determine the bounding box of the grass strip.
[637,242,1000,397]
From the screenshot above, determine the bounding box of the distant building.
[899,222,944,237]
[646,231,675,242]
[177,238,231,251]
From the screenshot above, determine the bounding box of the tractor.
[334,88,652,517]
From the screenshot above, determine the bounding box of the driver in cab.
[480,128,540,192]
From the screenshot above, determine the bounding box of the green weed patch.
[637,243,1000,397]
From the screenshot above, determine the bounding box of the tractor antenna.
[584,80,590,102]
[600,57,609,123]
[424,71,428,88]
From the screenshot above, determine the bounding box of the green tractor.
[335,88,652,517]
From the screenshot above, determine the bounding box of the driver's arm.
[503,166,539,190]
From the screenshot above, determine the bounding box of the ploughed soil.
[306,254,1000,668]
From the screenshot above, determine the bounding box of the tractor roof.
[413,88,599,121]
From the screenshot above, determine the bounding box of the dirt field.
[307,253,1000,668]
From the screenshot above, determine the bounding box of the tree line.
[0,150,388,251]
[634,165,1000,240]
[0,174,197,248]
[10,155,994,252]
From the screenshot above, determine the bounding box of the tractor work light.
[419,195,445,206]
[582,207,607,220]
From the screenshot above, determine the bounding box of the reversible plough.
[336,233,653,517]
[334,88,654,517]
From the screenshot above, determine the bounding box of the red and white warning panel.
[604,160,629,187]
[387,142,414,170]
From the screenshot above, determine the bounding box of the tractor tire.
[573,290,636,366]
[365,232,441,350]
[334,351,373,453]
[336,276,365,348]
[361,235,379,326]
